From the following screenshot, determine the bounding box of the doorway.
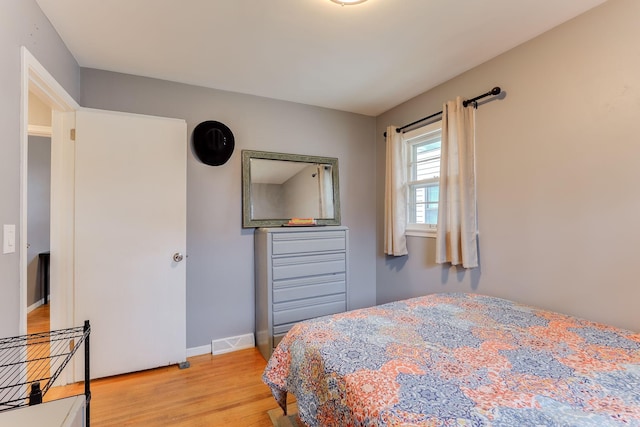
[20,47,79,340]
[25,134,52,334]
[26,91,52,335]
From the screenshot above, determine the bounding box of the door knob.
[173,253,184,262]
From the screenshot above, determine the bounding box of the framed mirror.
[242,150,341,228]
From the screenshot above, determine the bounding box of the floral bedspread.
[263,293,640,426]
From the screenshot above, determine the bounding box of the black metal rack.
[0,320,91,425]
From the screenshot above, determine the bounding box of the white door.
[74,108,187,379]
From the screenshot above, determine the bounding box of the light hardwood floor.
[27,305,285,426]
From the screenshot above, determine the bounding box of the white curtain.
[435,97,478,268]
[384,125,408,256]
[318,165,334,218]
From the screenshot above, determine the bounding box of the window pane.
[427,185,439,203]
[405,122,442,228]
[410,141,440,181]
[408,182,438,225]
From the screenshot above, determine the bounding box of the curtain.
[435,97,478,268]
[384,125,408,256]
[318,165,334,218]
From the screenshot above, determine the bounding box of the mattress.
[263,293,640,426]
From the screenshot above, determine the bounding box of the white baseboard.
[27,299,44,314]
[186,344,212,358]
[211,333,255,355]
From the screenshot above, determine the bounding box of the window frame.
[403,120,442,238]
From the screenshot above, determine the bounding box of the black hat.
[193,120,235,166]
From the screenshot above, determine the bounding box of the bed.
[263,293,640,426]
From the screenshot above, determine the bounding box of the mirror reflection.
[250,159,335,220]
[242,150,341,228]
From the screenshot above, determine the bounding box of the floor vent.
[211,333,255,355]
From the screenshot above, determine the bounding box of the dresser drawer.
[273,294,346,326]
[273,322,298,336]
[273,333,286,349]
[272,253,345,280]
[272,322,300,348]
[273,273,346,303]
[272,230,346,255]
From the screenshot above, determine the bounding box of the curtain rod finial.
[491,87,501,95]
[383,128,403,138]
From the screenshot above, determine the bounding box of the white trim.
[27,124,52,137]
[49,111,76,335]
[20,49,30,336]
[186,344,212,358]
[211,334,255,355]
[27,299,44,314]
[23,48,79,112]
[405,224,437,238]
[403,120,442,140]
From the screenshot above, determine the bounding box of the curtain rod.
[384,86,502,137]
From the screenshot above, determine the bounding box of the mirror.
[242,150,341,228]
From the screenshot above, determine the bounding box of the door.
[74,108,187,379]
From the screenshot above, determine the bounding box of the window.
[403,121,442,237]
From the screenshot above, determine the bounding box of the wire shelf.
[0,321,90,414]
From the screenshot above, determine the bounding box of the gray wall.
[80,69,377,348]
[251,184,284,219]
[376,0,640,332]
[0,0,80,338]
[283,165,321,219]
[27,136,51,306]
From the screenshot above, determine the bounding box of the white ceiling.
[35,0,606,116]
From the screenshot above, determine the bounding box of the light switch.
[3,224,16,254]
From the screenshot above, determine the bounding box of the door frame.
[20,47,79,335]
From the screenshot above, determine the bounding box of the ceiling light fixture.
[330,0,368,5]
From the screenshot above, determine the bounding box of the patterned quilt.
[263,293,640,426]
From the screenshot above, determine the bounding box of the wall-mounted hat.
[193,120,235,166]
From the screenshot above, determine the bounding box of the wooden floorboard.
[27,305,285,426]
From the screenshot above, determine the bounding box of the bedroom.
[1,0,639,424]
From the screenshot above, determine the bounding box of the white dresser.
[255,226,349,360]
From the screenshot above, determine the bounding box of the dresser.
[255,226,349,360]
